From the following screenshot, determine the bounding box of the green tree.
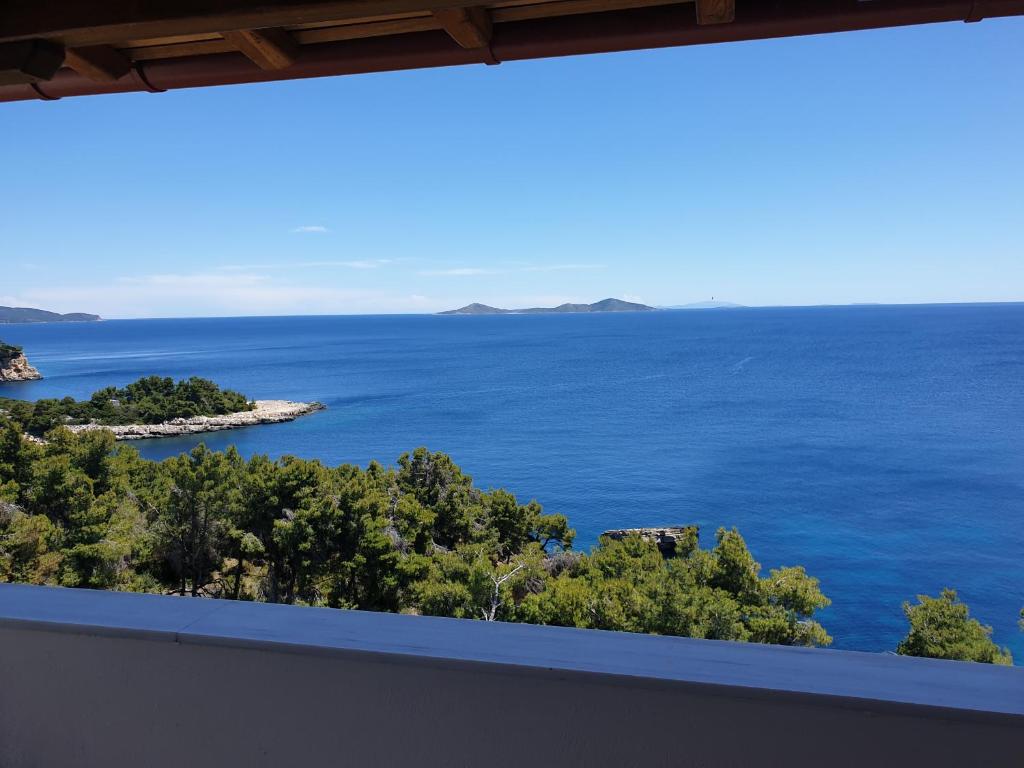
[397,448,481,549]
[152,445,242,596]
[0,504,62,584]
[897,588,1012,665]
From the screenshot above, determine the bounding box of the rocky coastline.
[64,399,324,440]
[0,349,42,382]
[601,526,699,558]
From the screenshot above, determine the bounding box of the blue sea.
[2,304,1022,658]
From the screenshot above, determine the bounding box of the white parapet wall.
[0,584,1021,767]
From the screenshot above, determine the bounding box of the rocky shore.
[601,526,699,558]
[0,349,42,382]
[64,400,324,440]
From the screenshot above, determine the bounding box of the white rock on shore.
[0,352,42,382]
[64,400,324,440]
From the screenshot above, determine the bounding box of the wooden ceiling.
[2,0,713,81]
[1,0,1020,101]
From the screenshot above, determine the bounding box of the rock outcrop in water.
[0,345,42,382]
[64,400,324,440]
[601,526,699,558]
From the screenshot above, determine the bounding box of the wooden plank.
[695,0,734,24]
[127,40,235,62]
[120,32,225,48]
[0,0,491,47]
[287,10,431,30]
[431,6,492,48]
[0,40,64,85]
[295,17,440,43]
[492,0,688,24]
[126,18,440,61]
[221,27,299,69]
[64,45,132,81]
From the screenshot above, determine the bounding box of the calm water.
[2,305,1022,657]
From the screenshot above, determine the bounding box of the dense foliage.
[0,376,253,434]
[0,341,23,360]
[896,588,1013,665]
[0,418,833,647]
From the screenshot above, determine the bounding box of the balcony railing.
[1,583,1021,767]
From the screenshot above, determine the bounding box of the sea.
[2,303,1022,658]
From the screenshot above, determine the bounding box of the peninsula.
[64,399,325,440]
[0,343,42,382]
[0,375,323,440]
[0,306,101,323]
[440,298,655,315]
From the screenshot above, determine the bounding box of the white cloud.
[291,225,329,233]
[219,259,392,271]
[418,263,604,277]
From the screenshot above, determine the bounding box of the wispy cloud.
[291,225,329,234]
[419,267,495,276]
[219,259,393,271]
[418,263,604,277]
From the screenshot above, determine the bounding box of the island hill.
[0,375,323,440]
[0,305,101,323]
[440,298,655,315]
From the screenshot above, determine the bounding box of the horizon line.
[21,299,1024,322]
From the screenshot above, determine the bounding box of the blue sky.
[2,18,1022,317]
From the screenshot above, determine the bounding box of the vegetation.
[0,417,832,647]
[0,341,23,360]
[0,376,253,435]
[896,589,1013,665]
[1,410,1017,662]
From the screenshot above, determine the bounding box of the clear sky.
[2,17,1022,318]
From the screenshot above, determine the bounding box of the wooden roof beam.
[0,40,64,85]
[222,28,300,69]
[64,45,132,82]
[432,6,492,48]
[0,0,488,47]
[695,0,734,25]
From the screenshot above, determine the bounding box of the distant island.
[0,306,101,324]
[440,298,655,315]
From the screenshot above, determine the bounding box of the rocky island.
[440,298,655,315]
[0,343,42,382]
[0,375,323,440]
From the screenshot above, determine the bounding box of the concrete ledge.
[1,584,1022,767]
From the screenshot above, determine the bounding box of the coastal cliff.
[0,345,42,382]
[64,399,324,440]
